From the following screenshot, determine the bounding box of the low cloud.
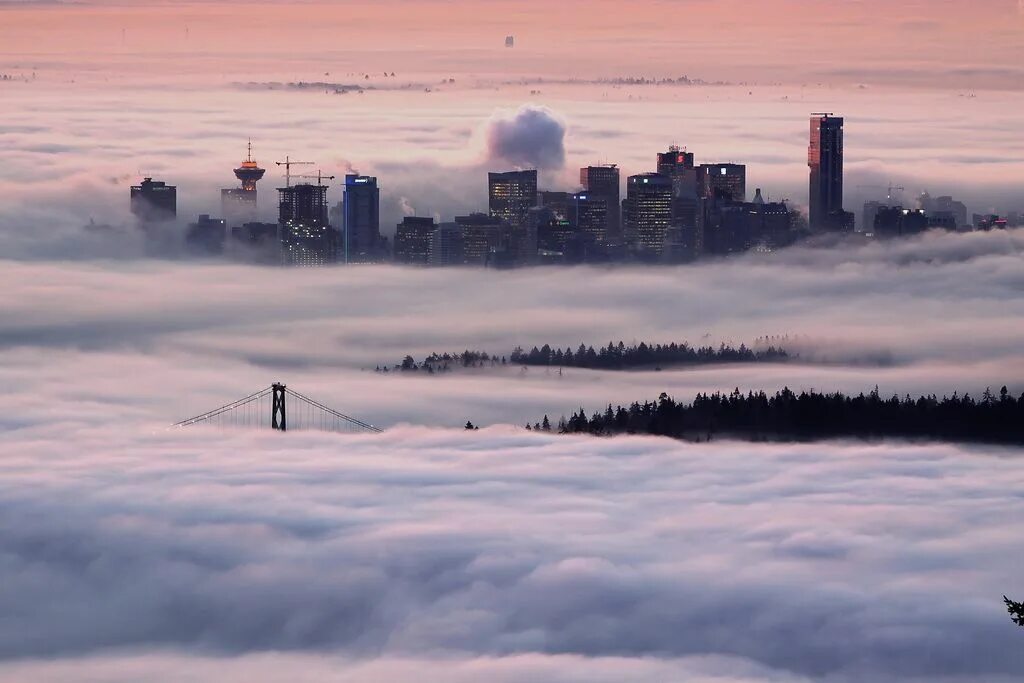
[1,228,1023,430]
[0,427,1021,681]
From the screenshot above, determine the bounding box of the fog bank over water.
[1,228,1022,429]
[0,426,1022,681]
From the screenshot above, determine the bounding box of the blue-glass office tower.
[342,174,381,263]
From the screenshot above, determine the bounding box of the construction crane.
[292,171,336,186]
[856,182,906,203]
[275,156,314,187]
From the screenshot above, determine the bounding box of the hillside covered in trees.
[511,341,789,369]
[533,386,1024,444]
[376,339,790,373]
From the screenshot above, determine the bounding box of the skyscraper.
[657,146,695,175]
[808,113,844,230]
[658,146,698,199]
[185,215,227,255]
[342,174,381,263]
[580,164,620,239]
[697,164,746,202]
[278,182,337,266]
[622,173,673,255]
[221,141,266,226]
[538,190,571,221]
[394,216,436,265]
[488,170,537,228]
[130,177,176,222]
[569,192,609,243]
[456,213,505,266]
[430,223,465,266]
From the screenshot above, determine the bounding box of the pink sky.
[2,0,1022,86]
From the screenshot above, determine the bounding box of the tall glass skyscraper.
[488,170,537,228]
[580,164,620,240]
[808,114,844,230]
[623,173,673,255]
[342,174,381,263]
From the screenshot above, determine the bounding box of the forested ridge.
[528,386,1024,444]
[376,339,790,373]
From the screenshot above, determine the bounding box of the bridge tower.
[271,382,287,431]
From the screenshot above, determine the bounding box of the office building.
[863,201,886,234]
[488,170,537,228]
[394,216,436,265]
[539,190,572,221]
[697,163,746,202]
[230,222,280,263]
[918,192,967,229]
[623,173,673,255]
[975,214,1009,231]
[701,193,792,255]
[658,146,699,199]
[130,177,176,222]
[278,182,337,266]
[532,206,576,256]
[569,192,609,243]
[808,113,845,230]
[430,223,465,266]
[580,164,620,239]
[456,213,505,266]
[873,206,928,238]
[185,215,227,255]
[342,174,381,263]
[657,146,695,176]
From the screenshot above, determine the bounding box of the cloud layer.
[0,426,1022,681]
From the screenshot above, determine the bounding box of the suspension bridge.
[173,383,382,434]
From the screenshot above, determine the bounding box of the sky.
[1,0,1024,245]
[2,1,1024,680]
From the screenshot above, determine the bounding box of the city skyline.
[126,112,1018,267]
[2,2,1024,681]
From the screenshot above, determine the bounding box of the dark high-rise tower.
[394,216,436,265]
[657,146,695,177]
[130,177,176,222]
[569,192,609,243]
[579,164,620,239]
[697,164,746,202]
[342,174,381,263]
[808,113,844,230]
[278,182,336,266]
[222,141,266,225]
[623,173,673,255]
[488,170,537,228]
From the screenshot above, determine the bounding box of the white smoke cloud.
[399,196,416,216]
[484,105,567,171]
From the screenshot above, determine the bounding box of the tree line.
[375,350,504,373]
[534,386,1024,444]
[375,339,791,374]
[511,341,789,370]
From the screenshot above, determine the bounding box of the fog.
[0,426,1021,681]
[3,2,1024,679]
[1,228,1023,432]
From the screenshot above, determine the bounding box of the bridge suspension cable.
[172,383,382,434]
[172,386,273,428]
